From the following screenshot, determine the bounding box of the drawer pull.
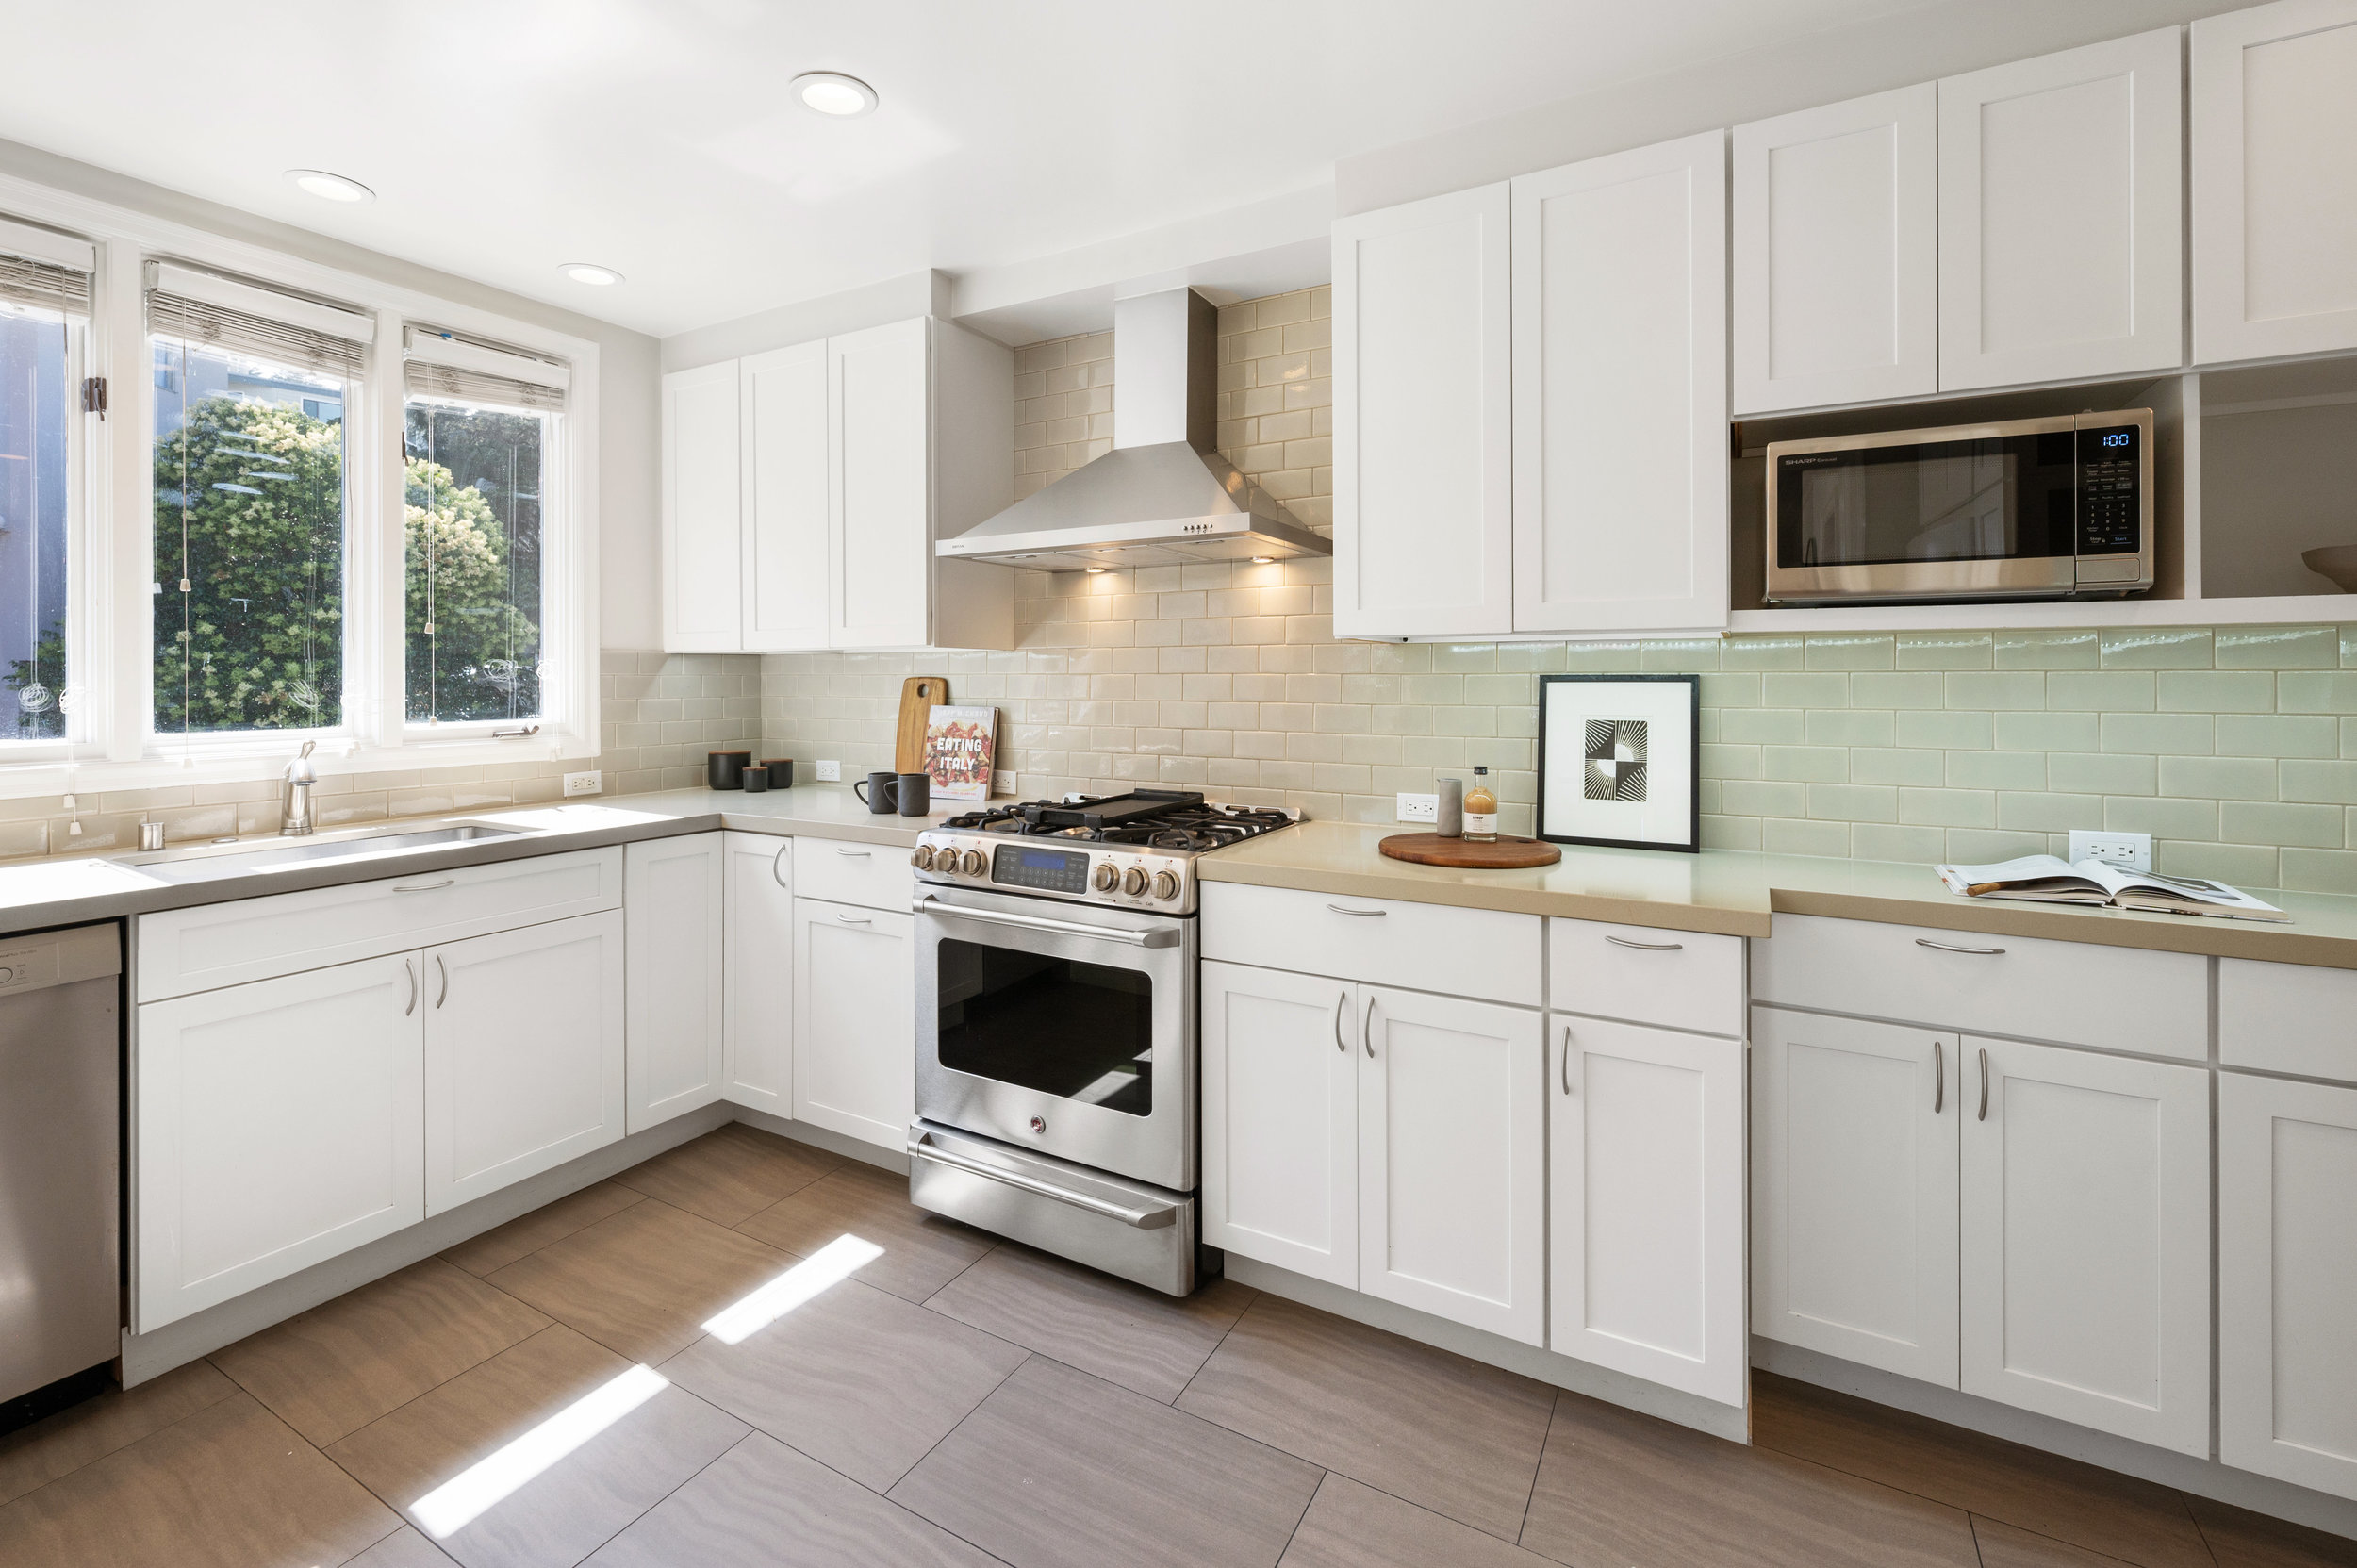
[1605,934,1684,952]
[773,845,790,888]
[1327,903,1387,917]
[1916,937,2005,956]
[835,848,872,858]
[835,912,873,925]
[403,959,417,1017]
[392,878,456,894]
[1333,991,1347,1054]
[1933,1040,1943,1114]
[1978,1047,1989,1122]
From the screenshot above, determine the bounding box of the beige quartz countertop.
[0,784,956,934]
[1203,821,2357,970]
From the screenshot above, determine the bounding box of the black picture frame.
[1536,672,1702,854]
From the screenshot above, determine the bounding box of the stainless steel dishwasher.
[0,923,121,1414]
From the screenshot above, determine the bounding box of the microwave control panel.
[2076,423,2141,556]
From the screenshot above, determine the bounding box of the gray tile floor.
[2,1124,2352,1568]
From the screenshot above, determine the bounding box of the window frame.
[0,171,602,798]
[0,300,96,762]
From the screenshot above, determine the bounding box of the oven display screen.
[992,845,1091,894]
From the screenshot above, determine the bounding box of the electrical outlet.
[562,770,601,797]
[815,760,841,782]
[1396,792,1439,823]
[2069,829,2151,870]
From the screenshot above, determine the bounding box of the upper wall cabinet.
[1333,183,1514,639]
[1512,131,1727,633]
[1939,29,2184,389]
[2193,0,2357,363]
[660,317,1015,653]
[1733,85,1938,414]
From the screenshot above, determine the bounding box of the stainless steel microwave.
[1763,409,2153,604]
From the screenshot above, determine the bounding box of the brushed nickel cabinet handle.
[1916,937,2005,956]
[392,878,455,894]
[403,959,417,1017]
[773,844,790,888]
[835,847,871,858]
[1561,1023,1574,1096]
[1933,1040,1944,1114]
[435,954,450,1009]
[1606,934,1684,951]
[1333,991,1347,1054]
[1327,903,1387,917]
[1363,995,1377,1058]
[1978,1047,1989,1122]
[835,912,873,924]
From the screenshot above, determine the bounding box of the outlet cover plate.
[816,760,841,782]
[562,770,601,797]
[1396,793,1439,823]
[2069,829,2151,870]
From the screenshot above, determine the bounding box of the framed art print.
[1537,673,1700,853]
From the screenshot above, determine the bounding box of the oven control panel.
[911,834,1194,909]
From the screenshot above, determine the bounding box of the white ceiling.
[0,0,1929,338]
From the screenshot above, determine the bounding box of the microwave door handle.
[910,894,1178,949]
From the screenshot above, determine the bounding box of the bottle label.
[1464,811,1497,837]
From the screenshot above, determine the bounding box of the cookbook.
[923,704,998,801]
[1934,854,2288,921]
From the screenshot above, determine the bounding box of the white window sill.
[0,729,595,801]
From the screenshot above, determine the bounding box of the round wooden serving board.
[1378,832,1561,869]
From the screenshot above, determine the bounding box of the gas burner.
[936,791,1296,852]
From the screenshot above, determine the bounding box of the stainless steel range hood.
[936,289,1331,572]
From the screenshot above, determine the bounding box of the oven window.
[934,937,1154,1116]
[1777,432,2074,568]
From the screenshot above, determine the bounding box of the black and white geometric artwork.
[1583,719,1647,801]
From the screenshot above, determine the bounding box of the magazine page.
[2075,860,2286,915]
[1934,855,2097,897]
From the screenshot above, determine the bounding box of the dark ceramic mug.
[855,770,899,813]
[894,771,931,817]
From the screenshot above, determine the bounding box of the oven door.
[914,885,1195,1191]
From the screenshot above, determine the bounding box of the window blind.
[145,261,372,376]
[404,326,569,413]
[0,215,95,316]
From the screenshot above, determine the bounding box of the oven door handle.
[910,895,1179,949]
[906,1131,1179,1230]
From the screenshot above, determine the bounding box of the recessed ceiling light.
[793,71,878,117]
[560,263,625,287]
[286,169,374,205]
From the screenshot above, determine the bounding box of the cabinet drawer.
[1752,913,2205,1060]
[137,846,622,1001]
[1550,919,1744,1037]
[1201,882,1541,1007]
[793,834,914,912]
[2220,959,2357,1083]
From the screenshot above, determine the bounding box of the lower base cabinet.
[423,912,625,1216]
[794,897,915,1149]
[2220,1072,2357,1501]
[624,835,727,1132]
[1552,1014,1744,1404]
[722,833,795,1115]
[1201,961,1358,1287]
[136,953,425,1331]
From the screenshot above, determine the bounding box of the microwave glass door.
[1777,430,2076,569]
[933,936,1155,1116]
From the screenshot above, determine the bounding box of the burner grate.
[939,793,1294,851]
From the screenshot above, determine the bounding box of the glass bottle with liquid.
[1462,766,1497,842]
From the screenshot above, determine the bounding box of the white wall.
[660,270,949,373]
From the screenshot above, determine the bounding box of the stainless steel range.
[906,789,1295,1295]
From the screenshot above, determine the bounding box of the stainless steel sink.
[111,822,533,884]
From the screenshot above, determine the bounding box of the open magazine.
[1935,855,2288,922]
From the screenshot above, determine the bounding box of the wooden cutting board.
[1379,832,1561,868]
[894,676,950,773]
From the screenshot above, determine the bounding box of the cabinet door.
[2193,0,2357,362]
[1732,85,1938,413]
[795,898,916,1149]
[424,912,625,1216]
[1512,132,1727,633]
[829,317,931,650]
[1751,1008,1958,1387]
[1938,29,2183,389]
[1553,1014,1745,1405]
[2220,1072,2357,1502]
[1358,985,1543,1345]
[624,834,726,1132]
[1960,1037,2210,1455]
[136,954,423,1331]
[1332,183,1512,638]
[1201,962,1357,1287]
[741,341,830,651]
[723,833,795,1116]
[660,361,742,652]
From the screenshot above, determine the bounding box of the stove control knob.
[1152,869,1180,900]
[910,845,934,870]
[1092,863,1119,893]
[1123,866,1150,896]
[961,849,987,877]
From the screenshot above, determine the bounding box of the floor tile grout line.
[556,1389,761,1566]
[2180,1494,2229,1568]
[1267,1463,1333,1566]
[0,1370,251,1521]
[914,1238,1004,1309]
[1513,1388,1561,1551]
[1167,1282,1261,1409]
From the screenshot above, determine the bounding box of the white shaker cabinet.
[660,361,743,652]
[1937,29,2184,389]
[1733,85,1939,413]
[2193,0,2357,363]
[722,833,796,1116]
[1332,183,1513,639]
[624,834,727,1133]
[1552,1013,1744,1403]
[2219,1071,2357,1502]
[1751,1008,1959,1388]
[1358,984,1545,1346]
[740,341,831,651]
[828,318,933,651]
[423,912,625,1216]
[794,899,916,1150]
[135,954,424,1331]
[1960,1037,2211,1457]
[1200,960,1358,1289]
[1511,132,1728,633]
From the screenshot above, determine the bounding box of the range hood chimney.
[935,289,1331,571]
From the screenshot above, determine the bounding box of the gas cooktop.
[914,790,1296,913]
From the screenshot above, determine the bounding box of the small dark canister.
[759,758,794,789]
[707,751,751,790]
[740,766,769,794]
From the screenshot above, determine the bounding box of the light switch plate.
[562,770,601,797]
[816,760,841,782]
[2069,829,2151,870]
[1396,793,1438,823]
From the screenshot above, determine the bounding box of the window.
[404,400,546,723]
[0,225,91,745]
